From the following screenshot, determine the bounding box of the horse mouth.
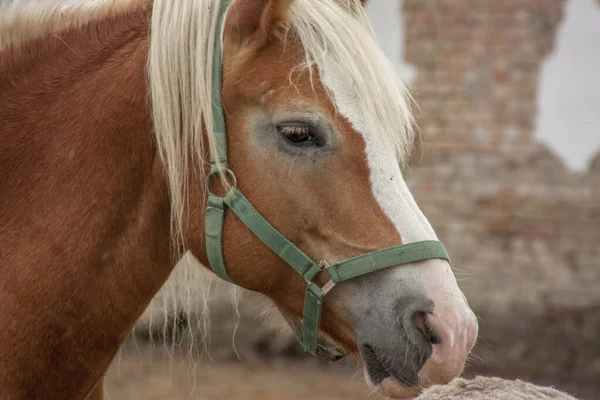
[361,344,393,384]
[361,344,425,399]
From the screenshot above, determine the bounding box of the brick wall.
[404,0,565,155]
[402,1,600,396]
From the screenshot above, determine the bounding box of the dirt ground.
[104,342,595,400]
[104,348,379,400]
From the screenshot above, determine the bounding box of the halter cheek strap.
[205,0,450,362]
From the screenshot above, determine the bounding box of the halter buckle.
[318,260,336,296]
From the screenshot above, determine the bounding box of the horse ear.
[225,0,294,47]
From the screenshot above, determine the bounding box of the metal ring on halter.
[318,260,336,296]
[206,168,238,196]
[321,280,336,296]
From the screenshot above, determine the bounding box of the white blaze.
[320,69,436,244]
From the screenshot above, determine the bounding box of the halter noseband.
[205,0,450,362]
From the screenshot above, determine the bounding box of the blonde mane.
[0,0,144,51]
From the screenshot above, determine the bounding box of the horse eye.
[278,125,317,145]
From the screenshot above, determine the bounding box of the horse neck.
[0,10,178,398]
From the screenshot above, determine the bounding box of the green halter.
[205,0,450,362]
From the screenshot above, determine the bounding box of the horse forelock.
[289,0,416,167]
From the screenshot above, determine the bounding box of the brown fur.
[418,377,579,400]
[0,7,173,399]
[0,1,401,399]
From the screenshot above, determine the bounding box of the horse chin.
[380,377,421,399]
[364,369,421,400]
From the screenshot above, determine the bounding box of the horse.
[0,0,479,399]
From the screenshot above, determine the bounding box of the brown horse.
[0,0,478,399]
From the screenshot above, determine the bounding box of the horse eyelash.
[279,126,311,136]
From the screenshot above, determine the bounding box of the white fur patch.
[320,68,437,244]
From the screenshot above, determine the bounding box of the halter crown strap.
[204,0,235,283]
[204,0,450,361]
[209,0,233,173]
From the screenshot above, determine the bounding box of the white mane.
[0,0,143,50]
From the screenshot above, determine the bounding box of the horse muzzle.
[353,260,479,399]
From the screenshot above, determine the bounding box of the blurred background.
[106,0,600,399]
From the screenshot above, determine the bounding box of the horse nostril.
[425,323,441,344]
[413,311,441,345]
